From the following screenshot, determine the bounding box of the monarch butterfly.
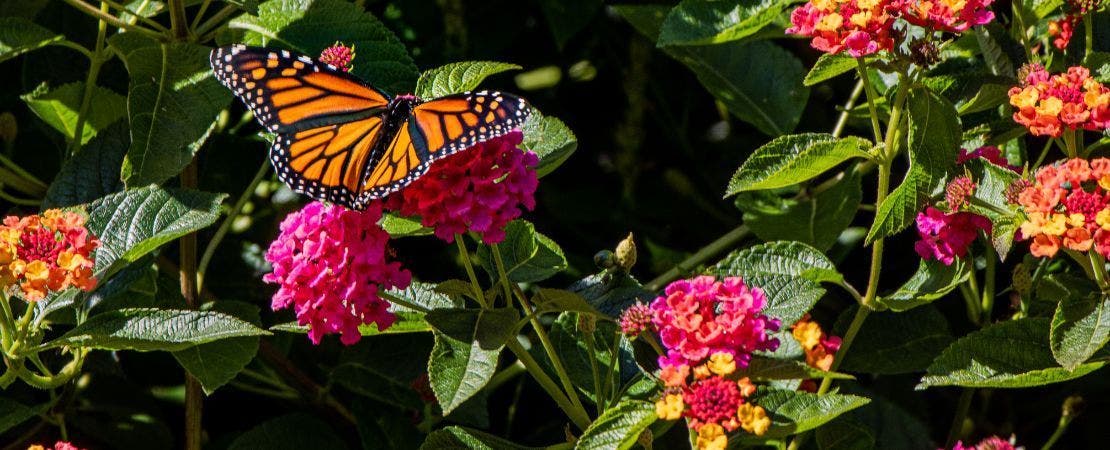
[210,44,531,210]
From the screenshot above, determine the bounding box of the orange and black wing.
[359,91,531,199]
[270,117,385,209]
[210,45,390,134]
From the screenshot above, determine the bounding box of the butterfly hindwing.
[270,117,385,208]
[211,45,390,134]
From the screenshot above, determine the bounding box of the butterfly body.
[210,45,530,209]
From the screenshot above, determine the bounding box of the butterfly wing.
[210,45,390,134]
[358,91,531,201]
[270,116,385,208]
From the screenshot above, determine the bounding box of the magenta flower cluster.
[387,132,539,244]
[651,276,781,370]
[263,201,411,345]
[913,206,992,265]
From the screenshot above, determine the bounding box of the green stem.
[194,5,238,39]
[68,2,110,157]
[167,0,189,40]
[190,0,214,31]
[100,0,168,31]
[604,330,622,410]
[503,338,591,430]
[0,292,14,352]
[856,58,884,144]
[583,328,604,412]
[645,225,749,291]
[1032,139,1055,172]
[0,154,48,193]
[197,161,269,292]
[833,80,865,139]
[0,189,40,206]
[455,236,489,308]
[1062,130,1078,159]
[1084,11,1094,60]
[59,0,164,39]
[485,361,526,393]
[946,388,974,447]
[14,350,85,390]
[1041,407,1075,450]
[180,161,203,450]
[490,243,515,307]
[959,282,981,325]
[980,246,996,324]
[1088,251,1110,292]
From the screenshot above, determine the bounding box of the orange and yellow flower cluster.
[790,315,843,392]
[1008,64,1109,137]
[901,0,995,32]
[655,352,770,450]
[0,210,98,301]
[786,0,900,57]
[1017,158,1110,258]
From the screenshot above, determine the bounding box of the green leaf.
[429,331,502,415]
[415,61,522,99]
[229,0,418,93]
[424,307,519,350]
[744,389,870,439]
[867,88,961,242]
[919,318,1107,388]
[229,413,348,450]
[108,36,231,186]
[478,220,567,283]
[21,81,126,145]
[574,400,655,450]
[522,112,577,178]
[547,313,635,403]
[957,82,1012,115]
[172,301,261,394]
[1087,51,1110,83]
[421,426,538,450]
[538,0,603,48]
[270,311,431,336]
[726,133,871,194]
[739,356,854,381]
[0,17,62,62]
[880,260,969,312]
[816,417,876,450]
[964,160,1022,258]
[714,241,842,324]
[86,186,226,279]
[740,170,862,251]
[43,121,127,208]
[804,53,857,86]
[1050,291,1110,370]
[331,363,424,411]
[0,397,42,434]
[45,308,269,352]
[836,305,954,374]
[612,5,669,41]
[656,0,781,47]
[974,25,1017,77]
[568,271,653,318]
[532,288,602,316]
[381,212,432,237]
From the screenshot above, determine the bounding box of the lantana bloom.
[900,0,995,33]
[791,314,842,372]
[1008,64,1109,137]
[263,201,411,345]
[1016,158,1110,259]
[27,442,84,450]
[786,0,899,56]
[618,301,653,338]
[386,132,538,244]
[651,276,781,370]
[957,145,1019,171]
[914,207,992,265]
[318,42,355,72]
[0,210,98,301]
[654,354,769,447]
[951,435,1020,450]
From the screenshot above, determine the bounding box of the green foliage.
[21,82,126,145]
[0,17,61,62]
[415,61,521,99]
[0,397,43,434]
[1050,292,1110,370]
[738,169,862,251]
[744,389,870,439]
[740,356,855,381]
[45,308,269,352]
[522,112,578,178]
[421,426,539,450]
[574,400,656,450]
[804,54,858,86]
[429,331,502,415]
[43,122,127,208]
[229,414,348,450]
[816,418,876,450]
[880,260,970,311]
[715,241,842,324]
[656,0,781,47]
[477,220,567,283]
[727,133,871,194]
[836,305,955,374]
[171,301,262,394]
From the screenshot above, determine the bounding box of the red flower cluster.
[1008,64,1109,137]
[1017,158,1110,258]
[318,42,355,72]
[27,442,84,450]
[900,0,995,32]
[1049,0,1101,50]
[951,435,1018,450]
[0,210,98,301]
[386,132,539,244]
[786,0,900,56]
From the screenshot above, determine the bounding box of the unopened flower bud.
[1063,395,1085,419]
[615,232,637,271]
[1012,263,1032,296]
[946,175,977,211]
[594,249,616,269]
[577,313,596,334]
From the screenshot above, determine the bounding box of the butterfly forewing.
[270,117,384,208]
[210,45,390,134]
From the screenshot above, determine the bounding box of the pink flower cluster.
[651,276,781,370]
[27,442,83,450]
[318,43,354,72]
[901,0,995,33]
[786,0,900,56]
[387,132,539,244]
[263,201,411,345]
[914,206,992,265]
[950,435,1019,450]
[957,146,1019,171]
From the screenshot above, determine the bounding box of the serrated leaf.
[415,61,521,99]
[45,308,269,352]
[421,426,538,450]
[43,121,128,208]
[919,318,1107,388]
[478,220,567,283]
[22,81,126,145]
[965,161,1022,259]
[867,88,961,242]
[547,313,637,403]
[533,288,602,316]
[1050,291,1110,370]
[726,133,871,194]
[424,307,518,351]
[270,312,431,336]
[429,331,501,415]
[714,241,842,324]
[0,17,62,62]
[880,260,969,311]
[522,112,577,178]
[172,301,261,394]
[656,0,781,47]
[740,169,862,251]
[739,356,854,381]
[816,417,876,450]
[743,389,870,439]
[229,414,347,450]
[836,304,954,374]
[229,0,417,92]
[974,24,1016,77]
[957,82,1011,115]
[804,53,857,86]
[108,35,231,186]
[331,363,424,410]
[568,271,654,318]
[381,212,432,237]
[86,186,226,279]
[0,397,43,434]
[574,400,655,450]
